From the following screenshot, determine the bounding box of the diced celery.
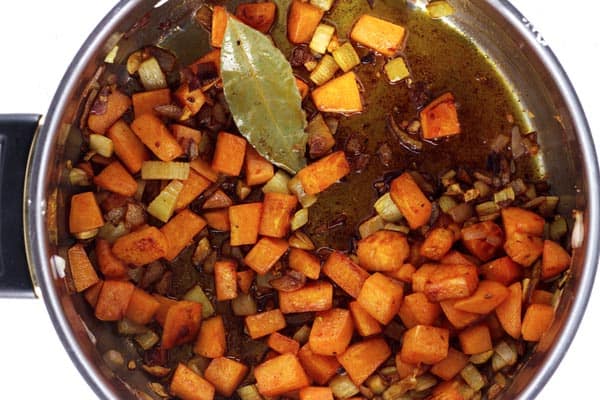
[330,374,360,399]
[460,364,486,391]
[332,42,360,72]
[427,1,455,18]
[290,208,309,231]
[475,201,499,217]
[549,215,568,241]
[183,285,215,318]
[366,374,388,394]
[89,134,114,157]
[470,349,494,364]
[310,0,335,11]
[414,374,437,392]
[98,221,130,244]
[192,237,212,266]
[309,24,336,54]
[359,215,385,238]
[141,161,190,180]
[147,180,184,222]
[384,57,410,83]
[439,195,458,213]
[138,56,167,90]
[237,384,264,400]
[135,330,160,350]
[493,186,515,205]
[232,293,258,316]
[69,167,91,186]
[310,54,340,86]
[117,318,148,335]
[262,170,291,194]
[104,45,119,64]
[289,174,318,208]
[374,192,403,222]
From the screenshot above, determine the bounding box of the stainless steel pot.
[0,0,596,399]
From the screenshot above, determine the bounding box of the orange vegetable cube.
[170,363,215,400]
[69,192,104,234]
[95,280,135,321]
[337,338,391,386]
[311,72,363,114]
[171,124,203,144]
[189,49,221,76]
[254,353,311,396]
[131,113,184,161]
[67,243,100,292]
[245,146,274,186]
[300,387,334,400]
[531,289,554,305]
[107,120,150,174]
[153,294,178,326]
[400,325,449,364]
[244,237,289,275]
[357,230,409,271]
[235,2,277,33]
[309,308,354,356]
[322,251,370,298]
[348,300,382,337]
[175,170,212,211]
[420,227,455,260]
[430,380,464,400]
[521,303,554,342]
[479,256,522,286]
[112,226,168,267]
[350,14,406,56]
[395,354,424,379]
[259,192,298,238]
[439,299,480,330]
[397,292,441,328]
[541,239,571,279]
[298,343,340,385]
[504,233,544,267]
[441,250,478,266]
[93,161,138,197]
[204,357,249,397]
[84,281,104,308]
[458,323,492,354]
[288,248,321,280]
[160,209,207,261]
[389,172,432,229]
[297,150,351,195]
[453,280,509,314]
[268,332,300,355]
[461,221,504,261]
[132,88,171,119]
[386,263,416,284]
[162,301,203,350]
[229,202,263,246]
[495,281,522,339]
[190,158,219,182]
[236,269,255,294]
[174,83,207,117]
[194,315,227,358]
[203,208,231,231]
[279,281,333,314]
[424,263,479,302]
[295,77,310,100]
[245,309,286,339]
[214,260,238,301]
[88,89,131,134]
[411,263,438,293]
[211,6,229,48]
[430,347,469,381]
[357,272,404,325]
[125,288,160,325]
[288,0,324,44]
[420,92,461,139]
[212,131,247,176]
[501,207,545,238]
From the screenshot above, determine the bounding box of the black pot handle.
[0,114,41,298]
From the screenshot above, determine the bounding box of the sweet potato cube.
[389,172,432,229]
[439,299,480,329]
[430,347,469,381]
[423,263,479,302]
[268,332,300,355]
[420,92,461,139]
[296,77,310,100]
[412,263,438,293]
[297,150,351,195]
[95,280,135,321]
[175,170,212,211]
[322,251,370,298]
[84,281,104,308]
[501,207,545,238]
[386,263,416,284]
[279,281,333,313]
[160,209,207,261]
[254,353,311,396]
[479,256,522,286]
[309,308,354,356]
[112,226,168,267]
[212,131,247,176]
[356,273,403,325]
[214,260,238,301]
[337,338,391,386]
[357,230,410,271]
[244,237,289,275]
[132,88,171,119]
[441,250,478,266]
[453,280,509,314]
[131,113,184,161]
[311,72,363,114]
[245,146,274,186]
[161,300,203,350]
[521,303,554,342]
[398,292,441,328]
[245,309,286,339]
[211,6,229,48]
[235,2,276,33]
[204,357,249,397]
[153,294,178,326]
[495,282,522,339]
[420,227,455,260]
[458,323,492,354]
[259,192,298,238]
[125,288,160,325]
[229,202,263,246]
[236,269,255,294]
[541,239,571,279]
[300,387,334,400]
[394,354,424,379]
[88,89,131,134]
[400,325,449,364]
[289,248,321,280]
[531,289,553,305]
[107,120,150,174]
[190,158,219,182]
[67,243,100,293]
[203,189,232,209]
[194,315,227,358]
[174,83,207,117]
[348,300,382,337]
[350,14,405,56]
[69,192,104,234]
[298,344,340,385]
[504,233,544,266]
[94,161,138,197]
[170,363,215,400]
[461,221,504,261]
[203,209,231,231]
[430,380,464,400]
[288,0,324,44]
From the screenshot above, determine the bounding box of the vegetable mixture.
[66,1,575,399]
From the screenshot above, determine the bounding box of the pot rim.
[23,1,600,399]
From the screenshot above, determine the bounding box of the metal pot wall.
[0,0,598,399]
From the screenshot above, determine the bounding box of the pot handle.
[0,114,41,298]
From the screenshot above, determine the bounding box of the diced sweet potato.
[411,263,438,293]
[424,263,479,302]
[229,202,263,246]
[212,131,247,176]
[288,0,324,44]
[161,300,203,350]
[541,239,571,279]
[204,357,249,397]
[521,303,554,342]
[420,92,461,140]
[95,238,128,279]
[289,248,321,280]
[244,237,289,275]
[214,260,238,301]
[439,299,480,329]
[479,256,522,286]
[107,120,150,174]
[245,146,274,186]
[211,6,229,48]
[495,282,522,339]
[254,353,311,396]
[350,14,406,56]
[531,289,554,305]
[430,347,469,381]
[420,227,455,260]
[298,343,340,385]
[203,208,231,231]
[84,281,104,308]
[88,89,131,134]
[94,161,138,197]
[175,170,212,211]
[453,280,509,314]
[441,250,478,266]
[69,192,104,234]
[348,301,382,337]
[504,233,544,267]
[259,192,298,238]
[299,387,334,400]
[357,272,404,325]
[125,288,160,325]
[461,221,504,262]
[130,113,184,161]
[268,332,300,355]
[322,251,370,298]
[458,323,492,354]
[235,2,276,33]
[400,325,449,364]
[336,338,391,386]
[357,230,409,271]
[161,209,207,261]
[153,294,178,326]
[190,158,219,182]
[397,292,441,328]
[389,172,432,229]
[95,280,135,321]
[245,309,286,339]
[297,150,351,195]
[279,281,333,313]
[132,88,171,119]
[311,72,363,114]
[194,315,227,358]
[395,354,425,379]
[386,263,416,283]
[501,207,545,238]
[309,308,354,356]
[430,380,464,400]
[112,226,168,267]
[236,269,255,295]
[68,243,100,292]
[170,363,215,400]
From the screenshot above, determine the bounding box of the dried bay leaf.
[221,17,307,174]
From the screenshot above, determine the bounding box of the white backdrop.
[0,1,598,399]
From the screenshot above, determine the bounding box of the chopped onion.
[292,324,311,344]
[117,318,148,335]
[232,293,258,316]
[571,209,584,248]
[138,56,167,90]
[359,215,385,238]
[291,208,309,231]
[183,285,215,318]
[374,192,403,222]
[289,175,318,208]
[490,133,510,153]
[135,330,159,350]
[269,270,306,292]
[511,125,526,158]
[309,24,336,55]
[89,134,114,157]
[460,363,485,391]
[448,202,473,223]
[69,167,91,186]
[147,180,184,222]
[288,231,316,250]
[263,170,291,194]
[426,1,455,18]
[237,385,264,400]
[330,374,360,399]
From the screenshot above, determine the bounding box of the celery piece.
[262,170,291,194]
[384,57,410,83]
[69,167,91,186]
[117,318,148,335]
[310,55,340,86]
[289,172,318,208]
[329,374,360,399]
[183,285,215,318]
[290,208,309,231]
[135,330,160,350]
[147,180,184,222]
[359,215,385,239]
[138,56,167,90]
[332,42,361,72]
[310,0,335,11]
[310,24,336,54]
[374,192,403,222]
[460,364,486,391]
[141,161,190,180]
[89,134,114,157]
[237,385,264,400]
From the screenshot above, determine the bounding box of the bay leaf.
[221,16,307,174]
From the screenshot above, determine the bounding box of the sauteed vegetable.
[66,1,575,399]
